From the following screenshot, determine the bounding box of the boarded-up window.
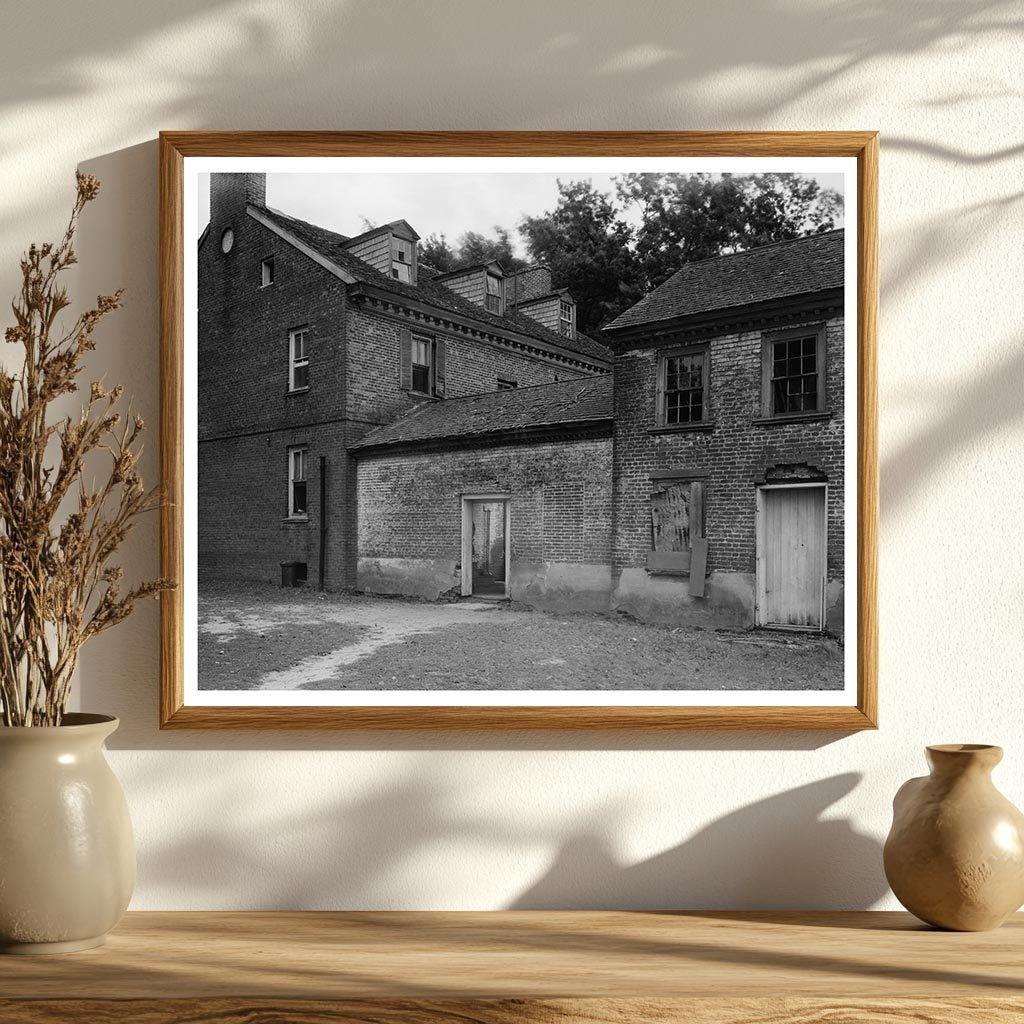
[647,479,704,574]
[651,483,691,552]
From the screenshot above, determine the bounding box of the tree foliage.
[616,172,842,290]
[419,228,526,275]
[515,173,842,334]
[520,180,644,336]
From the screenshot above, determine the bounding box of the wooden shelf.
[1,911,1022,1022]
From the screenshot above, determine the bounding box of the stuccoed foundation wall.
[355,437,613,609]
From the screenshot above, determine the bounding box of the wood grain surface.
[1,911,1021,997]
[159,130,879,730]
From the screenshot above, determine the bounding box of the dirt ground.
[198,581,844,692]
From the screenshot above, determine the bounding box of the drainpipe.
[318,455,327,591]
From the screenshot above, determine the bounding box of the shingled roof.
[605,229,844,333]
[250,204,611,365]
[349,374,613,454]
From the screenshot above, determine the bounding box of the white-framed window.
[559,300,574,337]
[261,257,274,287]
[485,273,503,314]
[288,447,308,518]
[289,327,309,391]
[392,239,413,282]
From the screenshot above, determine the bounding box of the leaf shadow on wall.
[131,760,885,911]
[0,0,1018,241]
[510,774,887,911]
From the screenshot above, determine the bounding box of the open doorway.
[461,495,510,598]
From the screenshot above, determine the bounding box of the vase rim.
[927,743,1001,754]
[0,713,118,732]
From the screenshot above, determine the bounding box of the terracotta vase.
[884,744,1024,931]
[0,713,135,953]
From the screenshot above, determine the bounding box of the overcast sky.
[198,171,844,255]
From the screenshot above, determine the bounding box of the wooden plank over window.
[647,479,705,576]
[434,338,446,397]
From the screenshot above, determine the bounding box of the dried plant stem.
[0,174,174,726]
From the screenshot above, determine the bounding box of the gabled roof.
[432,260,506,280]
[250,204,611,365]
[605,229,844,333]
[349,375,613,454]
[342,219,420,247]
[517,289,574,306]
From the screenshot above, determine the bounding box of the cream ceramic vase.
[0,713,134,953]
[884,744,1024,931]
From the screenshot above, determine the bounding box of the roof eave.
[603,287,845,346]
[349,417,614,458]
[347,281,612,368]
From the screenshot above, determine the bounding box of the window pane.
[412,364,430,393]
[292,363,308,389]
[292,480,307,515]
[412,338,430,365]
[770,335,818,414]
[293,332,306,359]
[486,274,502,296]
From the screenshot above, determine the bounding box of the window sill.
[259,283,274,289]
[282,516,309,524]
[286,387,309,396]
[647,421,715,435]
[751,412,833,426]
[407,390,441,401]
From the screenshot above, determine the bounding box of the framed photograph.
[159,131,877,729]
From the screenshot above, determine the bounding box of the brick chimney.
[506,265,552,306]
[209,172,267,231]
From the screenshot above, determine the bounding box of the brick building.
[198,173,611,589]
[200,171,845,633]
[601,229,846,633]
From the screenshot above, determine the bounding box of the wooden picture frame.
[160,131,878,729]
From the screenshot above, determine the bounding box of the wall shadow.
[130,765,886,911]
[510,774,886,910]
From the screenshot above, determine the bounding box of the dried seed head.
[90,381,107,402]
[76,172,101,202]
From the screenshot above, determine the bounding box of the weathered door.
[461,497,509,598]
[758,485,826,630]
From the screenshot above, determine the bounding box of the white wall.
[1,0,1021,910]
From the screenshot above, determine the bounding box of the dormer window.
[559,300,574,338]
[485,273,503,314]
[392,239,413,283]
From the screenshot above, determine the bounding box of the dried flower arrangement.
[0,174,173,726]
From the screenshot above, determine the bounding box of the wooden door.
[758,485,826,630]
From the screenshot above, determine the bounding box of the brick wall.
[356,437,613,569]
[198,209,348,440]
[198,422,350,584]
[342,306,595,433]
[612,313,845,582]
